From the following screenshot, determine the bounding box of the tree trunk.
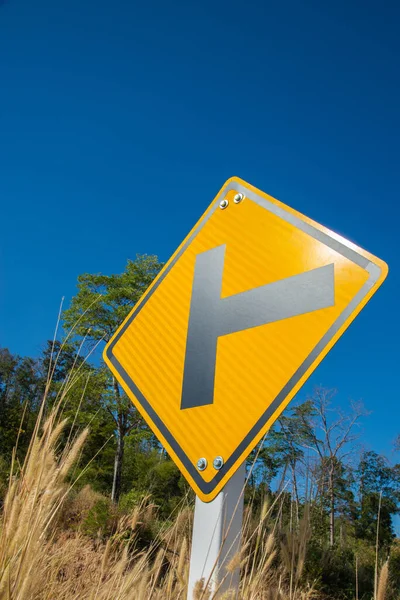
[329,468,335,547]
[113,376,121,402]
[111,378,124,503]
[291,460,300,527]
[111,423,124,503]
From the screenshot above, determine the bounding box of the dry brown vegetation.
[0,400,396,600]
[0,408,299,599]
[0,314,397,600]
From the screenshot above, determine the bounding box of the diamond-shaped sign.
[104,177,388,502]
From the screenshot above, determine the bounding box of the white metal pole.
[187,462,246,600]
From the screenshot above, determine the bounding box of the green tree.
[121,436,187,517]
[39,340,117,493]
[268,401,315,510]
[296,388,365,547]
[62,255,163,502]
[356,450,400,546]
[40,339,85,384]
[0,348,42,458]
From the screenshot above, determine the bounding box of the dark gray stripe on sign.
[181,244,335,409]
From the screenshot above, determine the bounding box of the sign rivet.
[219,199,229,209]
[233,193,244,204]
[213,456,224,470]
[197,458,207,471]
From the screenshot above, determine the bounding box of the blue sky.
[0,0,399,460]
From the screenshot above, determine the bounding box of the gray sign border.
[106,180,383,495]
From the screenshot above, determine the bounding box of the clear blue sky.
[0,0,399,459]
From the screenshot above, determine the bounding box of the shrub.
[59,484,104,529]
[82,497,116,539]
[118,489,148,514]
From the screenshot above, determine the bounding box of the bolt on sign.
[104,177,388,502]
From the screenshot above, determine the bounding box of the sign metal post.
[187,463,246,600]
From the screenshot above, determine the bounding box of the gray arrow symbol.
[180,244,335,410]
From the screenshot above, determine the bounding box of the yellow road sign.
[104,177,388,502]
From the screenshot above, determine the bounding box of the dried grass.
[0,401,323,600]
[0,318,391,600]
[377,560,389,600]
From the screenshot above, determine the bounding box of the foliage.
[82,497,116,539]
[61,255,163,503]
[356,450,400,545]
[118,488,148,513]
[59,484,105,530]
[0,348,41,459]
[62,255,163,343]
[122,440,189,517]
